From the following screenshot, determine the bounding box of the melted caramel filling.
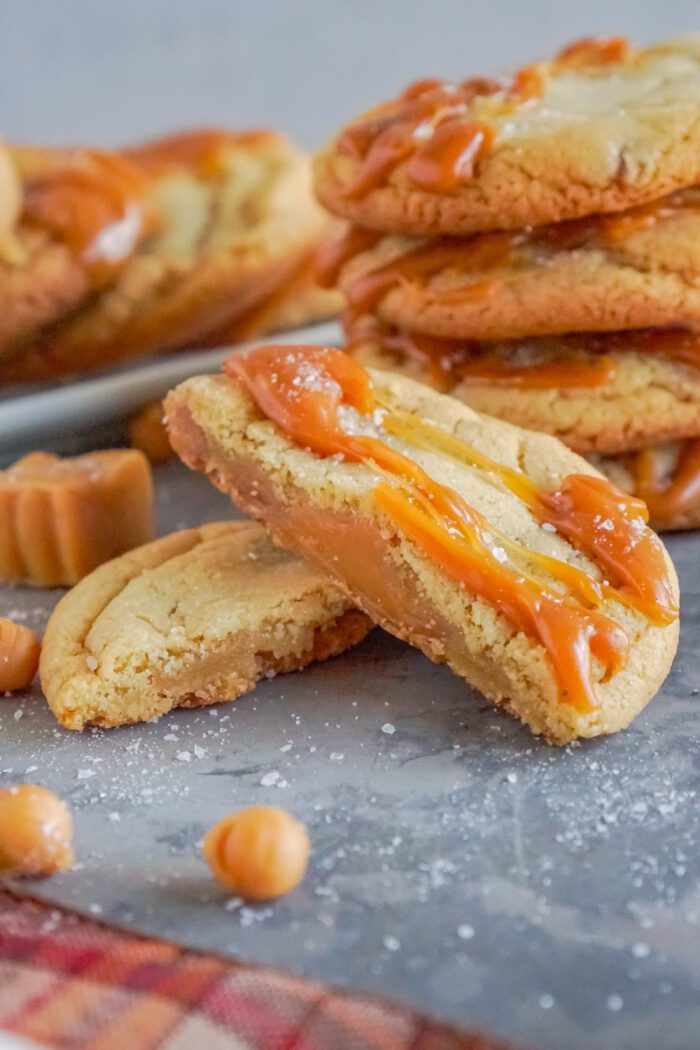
[632,439,700,521]
[336,37,632,200]
[224,345,676,712]
[345,313,618,391]
[22,149,157,283]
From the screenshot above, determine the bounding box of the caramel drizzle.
[336,37,632,199]
[22,149,157,283]
[632,439,700,521]
[225,345,676,712]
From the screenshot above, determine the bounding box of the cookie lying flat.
[0,129,326,382]
[593,439,700,532]
[166,345,679,745]
[0,147,154,358]
[350,328,700,454]
[334,189,700,340]
[315,35,700,237]
[41,520,371,730]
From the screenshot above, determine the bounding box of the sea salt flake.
[606,994,624,1012]
[176,751,192,763]
[457,923,475,940]
[381,724,396,735]
[383,935,401,951]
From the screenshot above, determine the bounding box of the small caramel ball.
[0,784,74,877]
[128,401,174,464]
[0,618,41,692]
[203,805,309,900]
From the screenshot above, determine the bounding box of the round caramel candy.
[128,401,174,464]
[203,805,309,900]
[0,618,41,693]
[0,784,74,877]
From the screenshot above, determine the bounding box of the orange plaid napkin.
[0,889,517,1049]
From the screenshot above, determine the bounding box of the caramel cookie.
[334,188,700,340]
[166,346,678,745]
[349,326,700,454]
[0,146,154,358]
[41,520,371,730]
[315,36,700,236]
[0,129,327,382]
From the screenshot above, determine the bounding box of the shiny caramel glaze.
[344,312,619,390]
[224,345,676,712]
[22,149,158,285]
[335,37,633,200]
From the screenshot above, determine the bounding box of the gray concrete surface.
[0,461,698,1050]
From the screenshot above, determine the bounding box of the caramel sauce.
[336,37,633,200]
[632,439,700,521]
[340,80,498,200]
[315,227,383,288]
[344,313,617,391]
[556,36,630,67]
[405,120,494,194]
[225,345,677,711]
[22,150,156,283]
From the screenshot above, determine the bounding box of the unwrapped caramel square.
[0,450,155,586]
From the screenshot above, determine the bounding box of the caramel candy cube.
[0,450,155,586]
[0,618,41,692]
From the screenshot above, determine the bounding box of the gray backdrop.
[0,0,697,149]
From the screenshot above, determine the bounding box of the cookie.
[315,36,700,236]
[593,439,700,532]
[165,345,679,745]
[0,146,155,358]
[197,246,342,346]
[0,130,327,383]
[41,520,371,730]
[333,188,700,340]
[348,325,700,454]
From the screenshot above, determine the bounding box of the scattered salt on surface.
[381,724,395,735]
[260,770,288,788]
[85,655,98,671]
[176,751,191,763]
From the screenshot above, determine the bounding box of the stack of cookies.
[0,128,339,385]
[314,34,700,531]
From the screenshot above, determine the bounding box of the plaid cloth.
[0,889,516,1050]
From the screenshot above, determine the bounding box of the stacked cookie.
[314,34,700,530]
[0,129,339,385]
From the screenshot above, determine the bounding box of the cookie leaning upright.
[41,520,371,730]
[166,345,679,746]
[315,36,700,236]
